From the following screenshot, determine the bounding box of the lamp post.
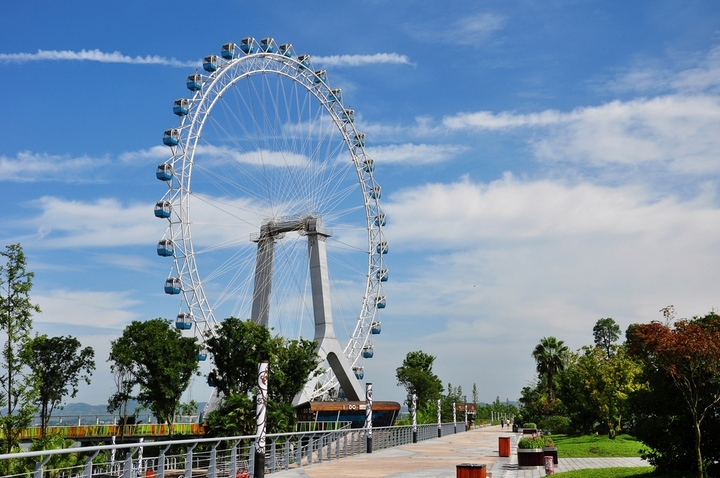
[411,394,417,443]
[365,383,373,453]
[437,398,442,438]
[254,361,268,478]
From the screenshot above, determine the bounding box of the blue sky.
[2,1,720,408]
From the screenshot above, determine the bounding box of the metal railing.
[0,422,467,477]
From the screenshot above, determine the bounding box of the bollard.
[498,436,511,457]
[456,463,486,478]
[544,455,554,475]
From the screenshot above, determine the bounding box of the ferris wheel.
[154,38,387,403]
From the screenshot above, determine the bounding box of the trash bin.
[544,455,554,475]
[498,436,511,457]
[457,463,486,478]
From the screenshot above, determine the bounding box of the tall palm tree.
[532,336,569,401]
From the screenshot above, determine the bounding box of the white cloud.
[0,151,107,182]
[442,95,720,173]
[365,143,468,164]
[314,53,413,67]
[0,49,199,68]
[605,45,720,95]
[34,289,142,329]
[384,174,719,248]
[195,145,309,168]
[405,12,506,46]
[118,146,169,163]
[442,110,566,130]
[25,197,163,248]
[455,12,507,42]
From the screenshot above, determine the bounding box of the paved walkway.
[268,426,649,477]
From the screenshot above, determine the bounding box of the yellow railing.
[3,423,206,440]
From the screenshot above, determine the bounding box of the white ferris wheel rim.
[157,39,387,400]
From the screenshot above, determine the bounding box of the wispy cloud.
[405,12,506,46]
[442,95,720,174]
[598,45,720,96]
[314,53,413,67]
[0,151,108,182]
[0,49,412,69]
[34,289,142,328]
[118,146,169,163]
[26,197,163,248]
[366,143,468,164]
[0,49,199,68]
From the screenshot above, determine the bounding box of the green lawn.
[551,434,646,458]
[546,434,698,478]
[553,468,654,478]
[553,469,695,478]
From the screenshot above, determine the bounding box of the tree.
[573,344,643,438]
[109,318,199,430]
[0,244,40,458]
[627,310,720,478]
[593,318,621,358]
[205,317,320,402]
[395,350,443,414]
[23,335,95,437]
[204,317,320,434]
[205,317,274,397]
[531,336,568,402]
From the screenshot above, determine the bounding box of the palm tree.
[532,336,569,401]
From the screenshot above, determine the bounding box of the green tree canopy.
[0,243,40,459]
[109,318,199,429]
[205,317,320,403]
[593,317,621,358]
[572,344,643,438]
[23,335,95,437]
[532,336,569,401]
[204,317,320,434]
[395,350,443,413]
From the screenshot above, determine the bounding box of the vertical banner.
[464,404,468,429]
[365,382,373,453]
[254,360,269,478]
[453,402,457,434]
[437,398,442,438]
[411,393,418,443]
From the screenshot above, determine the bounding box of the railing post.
[184,442,196,478]
[208,442,218,478]
[365,382,373,453]
[269,439,276,472]
[158,443,170,478]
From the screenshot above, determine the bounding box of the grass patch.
[554,469,694,478]
[551,434,646,458]
[553,467,654,478]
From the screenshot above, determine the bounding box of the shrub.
[539,416,571,434]
[518,435,546,449]
[522,422,537,428]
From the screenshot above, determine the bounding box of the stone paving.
[267,425,650,477]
